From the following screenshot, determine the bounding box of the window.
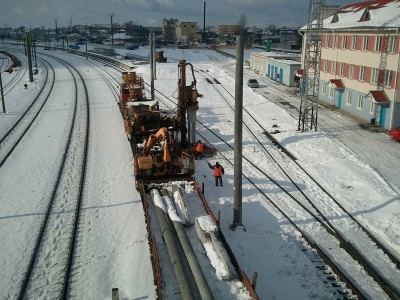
[357,95,363,109]
[339,62,344,76]
[333,35,338,49]
[374,36,382,52]
[371,68,378,84]
[351,36,357,50]
[325,35,330,47]
[332,13,339,23]
[369,100,375,114]
[331,61,336,74]
[322,83,327,95]
[346,91,352,105]
[359,66,366,81]
[341,36,347,49]
[329,87,334,98]
[349,64,354,79]
[323,60,328,72]
[384,70,393,87]
[362,36,368,51]
[360,9,371,21]
[388,36,396,53]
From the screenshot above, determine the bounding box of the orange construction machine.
[119,71,162,136]
[120,60,202,186]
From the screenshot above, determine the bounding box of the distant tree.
[237,14,247,35]
[124,21,135,34]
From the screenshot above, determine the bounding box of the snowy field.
[0,43,399,299]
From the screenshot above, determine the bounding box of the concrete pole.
[0,69,5,113]
[153,34,157,80]
[85,24,88,60]
[231,35,244,229]
[26,33,33,83]
[110,14,114,47]
[203,2,206,43]
[32,34,37,68]
[150,32,155,100]
[23,35,27,56]
[150,190,195,300]
[160,189,213,300]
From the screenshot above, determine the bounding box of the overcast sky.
[2,0,356,30]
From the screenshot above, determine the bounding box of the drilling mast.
[298,0,324,132]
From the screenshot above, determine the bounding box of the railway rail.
[3,43,399,298]
[149,66,400,299]
[11,54,90,299]
[0,56,53,167]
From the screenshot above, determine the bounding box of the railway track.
[149,66,400,299]
[0,56,53,167]
[1,54,28,95]
[10,54,90,299]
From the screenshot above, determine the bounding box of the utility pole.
[33,34,37,68]
[85,23,88,60]
[110,13,114,47]
[26,33,33,82]
[55,19,58,42]
[150,32,155,100]
[203,2,206,43]
[298,0,324,132]
[231,35,244,230]
[0,67,5,113]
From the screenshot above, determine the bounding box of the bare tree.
[237,14,247,35]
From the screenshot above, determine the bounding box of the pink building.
[302,0,400,130]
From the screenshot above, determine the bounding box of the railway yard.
[0,44,400,299]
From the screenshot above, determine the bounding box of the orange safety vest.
[195,142,204,153]
[214,166,222,177]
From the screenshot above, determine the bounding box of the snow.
[1,43,400,299]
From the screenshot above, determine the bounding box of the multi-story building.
[175,21,197,44]
[301,0,400,130]
[162,18,177,43]
[162,19,198,44]
[217,25,240,35]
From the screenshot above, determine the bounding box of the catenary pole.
[26,33,33,83]
[150,32,155,100]
[231,35,244,229]
[0,67,5,113]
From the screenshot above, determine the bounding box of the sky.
[1,0,357,30]
[1,43,400,299]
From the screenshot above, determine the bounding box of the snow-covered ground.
[0,44,399,299]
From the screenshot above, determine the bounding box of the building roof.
[112,33,134,40]
[367,90,390,103]
[251,51,300,60]
[329,79,345,90]
[302,0,400,30]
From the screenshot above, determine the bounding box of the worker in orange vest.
[195,140,204,160]
[208,161,224,187]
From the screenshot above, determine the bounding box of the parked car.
[68,44,80,50]
[247,79,259,88]
[126,44,139,50]
[389,127,400,141]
